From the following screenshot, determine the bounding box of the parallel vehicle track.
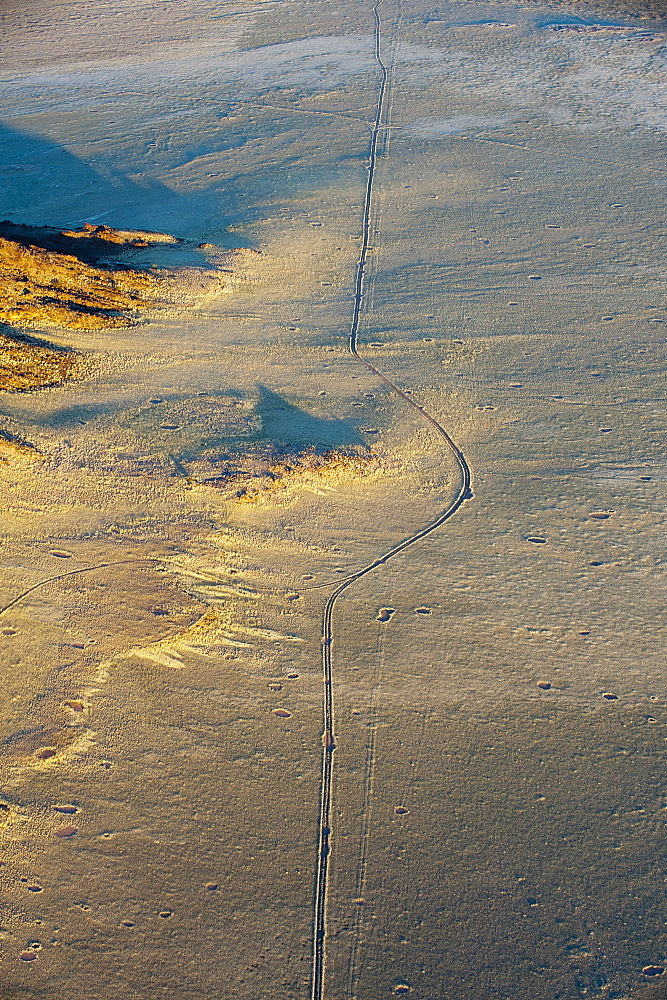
[310,3,473,998]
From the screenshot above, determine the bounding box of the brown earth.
[0,222,190,395]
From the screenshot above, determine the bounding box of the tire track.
[345,630,383,1000]
[0,559,146,616]
[310,3,473,999]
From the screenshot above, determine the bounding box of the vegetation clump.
[0,221,176,333]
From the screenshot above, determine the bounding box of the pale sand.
[0,1,665,997]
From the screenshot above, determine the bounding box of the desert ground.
[0,0,666,998]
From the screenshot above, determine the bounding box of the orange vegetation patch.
[0,221,181,394]
[199,448,389,503]
[0,327,79,393]
[0,223,174,332]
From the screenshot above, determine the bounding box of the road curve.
[309,3,473,999]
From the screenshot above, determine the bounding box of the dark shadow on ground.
[254,384,366,451]
[0,121,254,246]
[0,323,76,355]
[0,122,178,230]
[0,219,179,267]
[33,402,124,428]
[14,386,368,459]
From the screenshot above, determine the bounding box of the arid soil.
[0,223,250,394]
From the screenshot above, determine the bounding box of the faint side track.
[0,559,143,616]
[346,630,383,1000]
[310,3,473,999]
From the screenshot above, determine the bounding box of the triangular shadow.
[254,384,367,452]
[0,122,177,231]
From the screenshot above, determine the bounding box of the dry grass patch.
[200,447,390,503]
[0,326,80,393]
[0,221,175,332]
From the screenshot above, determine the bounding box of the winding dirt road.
[310,3,473,998]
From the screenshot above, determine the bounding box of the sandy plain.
[0,0,666,998]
